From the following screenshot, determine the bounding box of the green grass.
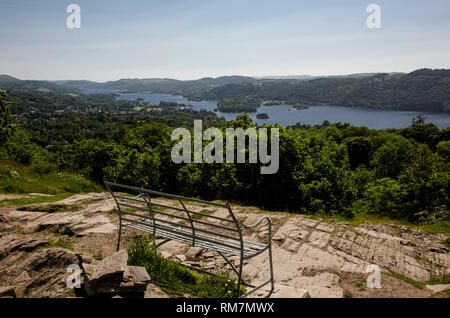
[34,224,75,236]
[427,274,450,285]
[106,208,118,214]
[0,161,101,208]
[18,203,83,213]
[191,209,214,220]
[0,161,101,196]
[128,236,245,298]
[304,213,450,235]
[343,290,354,298]
[387,271,427,289]
[150,205,166,213]
[387,271,450,289]
[355,277,367,291]
[443,238,450,248]
[93,249,104,261]
[46,237,74,251]
[431,289,450,298]
[415,221,450,235]
[0,192,75,208]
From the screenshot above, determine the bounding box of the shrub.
[352,178,406,218]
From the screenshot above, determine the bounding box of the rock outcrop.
[0,192,448,298]
[0,234,49,260]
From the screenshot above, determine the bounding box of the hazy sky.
[1,0,449,81]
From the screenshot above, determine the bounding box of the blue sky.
[0,0,449,81]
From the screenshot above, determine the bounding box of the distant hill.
[51,75,257,94]
[0,74,21,83]
[256,73,395,80]
[187,69,450,113]
[52,80,103,90]
[0,76,79,95]
[2,69,449,112]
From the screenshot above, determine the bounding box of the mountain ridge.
[1,69,449,113]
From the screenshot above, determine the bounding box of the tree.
[401,123,441,149]
[412,114,426,127]
[352,178,406,218]
[399,144,448,221]
[0,90,12,143]
[344,136,372,169]
[370,134,414,178]
[437,140,450,162]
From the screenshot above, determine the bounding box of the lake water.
[83,89,450,129]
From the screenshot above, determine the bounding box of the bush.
[437,140,450,162]
[352,178,407,218]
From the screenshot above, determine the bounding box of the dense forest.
[1,89,449,226]
[5,89,223,147]
[217,97,260,112]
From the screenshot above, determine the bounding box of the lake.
[83,89,450,129]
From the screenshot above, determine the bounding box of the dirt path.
[0,192,448,298]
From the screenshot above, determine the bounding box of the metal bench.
[104,180,275,298]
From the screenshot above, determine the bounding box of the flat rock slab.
[0,234,49,260]
[425,284,450,294]
[80,223,116,235]
[271,285,310,298]
[292,272,343,298]
[6,248,77,276]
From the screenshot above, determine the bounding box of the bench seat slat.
[117,201,239,233]
[116,196,237,224]
[124,222,260,258]
[120,210,242,243]
[121,219,265,258]
[122,217,262,253]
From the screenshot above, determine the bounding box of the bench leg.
[268,243,275,292]
[116,221,122,252]
[235,254,243,298]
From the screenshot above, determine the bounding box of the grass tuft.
[128,236,244,298]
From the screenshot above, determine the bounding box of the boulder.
[186,247,203,260]
[81,249,151,296]
[120,266,151,291]
[84,249,128,282]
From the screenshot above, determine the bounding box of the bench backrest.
[104,181,244,251]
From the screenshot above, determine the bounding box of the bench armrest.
[241,216,271,230]
[241,217,272,246]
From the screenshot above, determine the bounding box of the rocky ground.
[0,192,449,298]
